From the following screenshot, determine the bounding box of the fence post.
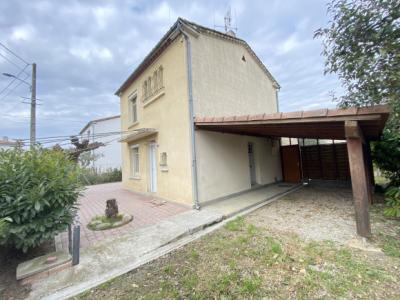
[72,225,80,265]
[68,224,72,254]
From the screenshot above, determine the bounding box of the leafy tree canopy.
[315,0,400,109]
[316,0,400,185]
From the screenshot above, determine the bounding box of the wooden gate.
[281,145,301,183]
[301,142,351,181]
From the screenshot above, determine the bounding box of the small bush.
[0,217,12,237]
[384,186,400,218]
[0,147,82,252]
[80,168,121,185]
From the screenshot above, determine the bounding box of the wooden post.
[364,142,375,203]
[345,121,371,237]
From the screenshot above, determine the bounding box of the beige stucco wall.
[190,31,281,203]
[119,36,193,205]
[190,33,278,117]
[196,130,282,203]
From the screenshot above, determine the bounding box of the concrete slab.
[203,183,300,217]
[16,251,71,280]
[27,209,223,300]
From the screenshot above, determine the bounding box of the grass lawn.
[75,207,400,299]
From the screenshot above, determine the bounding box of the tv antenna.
[215,6,238,34]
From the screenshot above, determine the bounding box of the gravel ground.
[248,183,372,244]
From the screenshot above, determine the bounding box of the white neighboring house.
[79,115,121,171]
[0,136,22,150]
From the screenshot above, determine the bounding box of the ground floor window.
[130,144,140,177]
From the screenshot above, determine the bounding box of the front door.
[148,143,157,193]
[281,145,301,183]
[248,143,257,186]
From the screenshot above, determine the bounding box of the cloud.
[11,25,35,42]
[277,34,300,54]
[0,0,341,140]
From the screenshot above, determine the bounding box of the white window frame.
[128,92,138,124]
[130,144,140,178]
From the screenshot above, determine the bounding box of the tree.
[314,0,400,108]
[0,147,82,252]
[315,0,400,184]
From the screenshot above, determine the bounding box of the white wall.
[81,117,122,171]
[196,130,282,203]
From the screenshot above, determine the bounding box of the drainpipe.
[178,23,200,210]
[275,87,280,113]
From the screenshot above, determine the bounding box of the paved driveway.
[60,182,189,249]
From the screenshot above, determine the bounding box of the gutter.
[178,22,201,210]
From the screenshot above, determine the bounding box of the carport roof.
[195,105,390,140]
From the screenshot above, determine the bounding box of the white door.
[149,143,157,193]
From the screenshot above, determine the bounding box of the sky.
[0,0,343,141]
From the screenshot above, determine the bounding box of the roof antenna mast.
[224,7,232,32]
[215,6,237,36]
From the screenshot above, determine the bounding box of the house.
[116,18,281,207]
[116,18,390,237]
[0,136,22,150]
[79,115,121,171]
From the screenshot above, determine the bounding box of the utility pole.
[30,63,36,147]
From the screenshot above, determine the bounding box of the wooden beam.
[197,114,382,126]
[346,122,371,237]
[345,120,365,143]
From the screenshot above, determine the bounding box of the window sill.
[129,176,141,180]
[128,121,139,129]
[143,88,165,108]
[160,166,169,172]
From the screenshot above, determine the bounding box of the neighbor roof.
[195,105,390,140]
[79,115,120,134]
[115,18,279,95]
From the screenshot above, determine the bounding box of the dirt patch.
[0,241,54,300]
[249,184,368,244]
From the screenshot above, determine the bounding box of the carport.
[195,105,390,237]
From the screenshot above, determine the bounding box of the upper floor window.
[129,93,138,123]
[143,66,164,102]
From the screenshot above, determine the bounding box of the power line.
[0,63,30,96]
[20,130,131,141]
[19,130,133,146]
[0,52,29,73]
[0,72,30,101]
[0,42,30,65]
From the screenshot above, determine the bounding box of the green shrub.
[384,186,400,218]
[0,217,12,237]
[0,147,82,252]
[80,168,121,185]
[373,131,400,186]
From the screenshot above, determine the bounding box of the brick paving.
[60,182,190,249]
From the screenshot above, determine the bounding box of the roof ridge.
[115,17,280,94]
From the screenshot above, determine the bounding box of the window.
[142,66,164,102]
[129,94,138,123]
[148,77,152,96]
[158,66,163,89]
[143,81,148,99]
[153,71,158,91]
[130,145,140,177]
